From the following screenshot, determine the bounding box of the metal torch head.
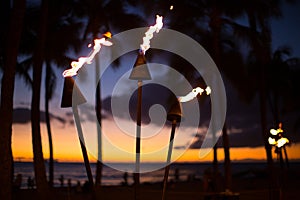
[61,77,87,108]
[167,98,183,123]
[129,51,152,80]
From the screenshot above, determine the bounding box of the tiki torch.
[161,86,210,199]
[129,51,151,200]
[268,123,289,168]
[162,98,183,200]
[129,15,162,199]
[61,77,94,190]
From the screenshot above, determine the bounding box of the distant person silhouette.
[59,175,65,187]
[174,168,180,182]
[123,172,128,186]
[68,178,72,188]
[75,181,82,193]
[13,174,22,191]
[27,176,34,189]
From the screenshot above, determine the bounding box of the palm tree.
[267,46,298,124]
[225,2,297,198]
[30,0,50,198]
[206,1,228,192]
[267,47,300,172]
[19,0,82,188]
[185,0,245,192]
[45,63,55,187]
[43,1,82,187]
[0,1,26,200]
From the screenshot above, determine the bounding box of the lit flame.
[170,5,174,10]
[178,86,211,103]
[277,137,289,148]
[62,32,113,77]
[270,129,278,135]
[268,123,289,148]
[269,137,289,148]
[270,125,283,136]
[140,15,163,54]
[268,137,276,145]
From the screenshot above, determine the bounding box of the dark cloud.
[188,120,300,149]
[13,107,66,124]
[102,83,212,128]
[100,74,300,149]
[102,83,178,124]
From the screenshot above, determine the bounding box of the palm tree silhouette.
[267,46,299,124]
[266,46,300,171]
[30,0,51,198]
[225,1,297,198]
[42,1,82,187]
[18,0,82,193]
[0,1,26,200]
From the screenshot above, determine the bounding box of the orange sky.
[12,118,300,163]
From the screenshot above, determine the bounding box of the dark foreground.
[12,173,300,200]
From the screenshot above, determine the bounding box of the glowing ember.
[62,32,113,77]
[140,15,163,54]
[178,86,211,103]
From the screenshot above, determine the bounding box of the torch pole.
[162,119,177,200]
[283,146,289,168]
[72,105,94,191]
[134,80,143,200]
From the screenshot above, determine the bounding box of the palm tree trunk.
[45,62,54,187]
[32,62,49,198]
[31,0,50,198]
[259,66,278,199]
[222,123,232,191]
[0,1,26,200]
[247,11,278,199]
[209,3,227,192]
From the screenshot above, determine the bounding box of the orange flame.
[178,86,211,103]
[268,137,276,145]
[62,32,113,77]
[268,124,289,148]
[269,125,283,136]
[140,15,163,54]
[277,138,289,148]
[268,137,289,148]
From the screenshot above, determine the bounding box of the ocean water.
[14,161,296,189]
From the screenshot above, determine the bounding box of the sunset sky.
[11,118,300,163]
[10,1,300,164]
